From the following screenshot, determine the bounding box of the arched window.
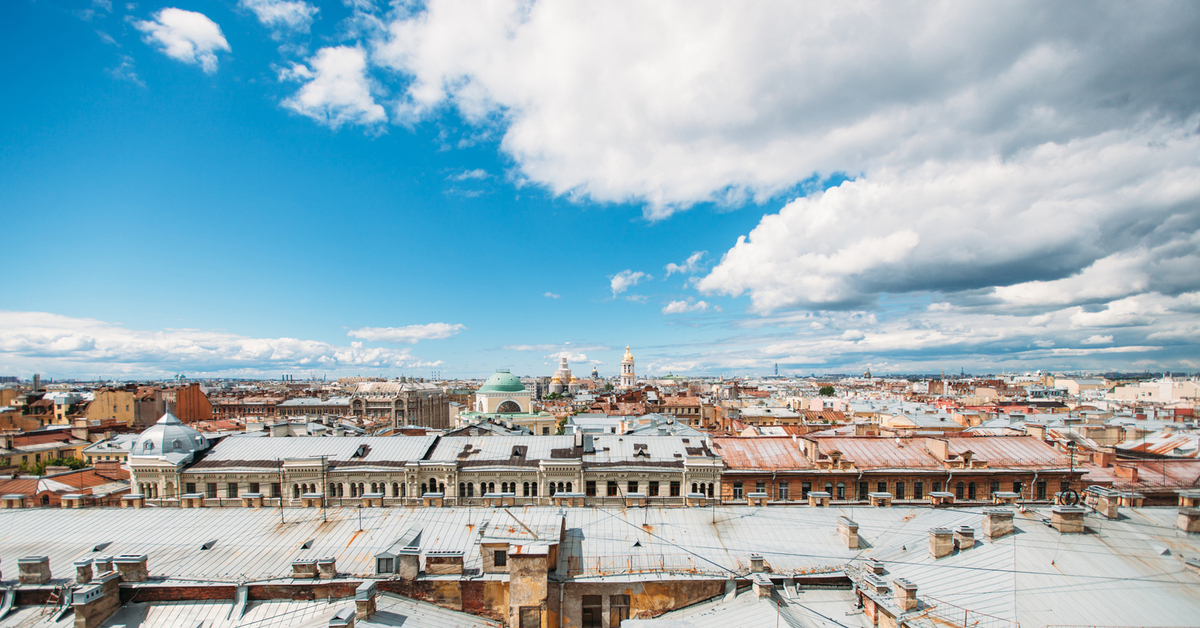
[707,483,714,498]
[360,483,366,495]
[467,482,474,497]
[41,494,49,506]
[438,482,444,493]
[392,482,400,498]
[523,482,530,496]
[531,482,537,497]
[836,482,845,499]
[824,483,833,495]
[400,483,406,497]
[172,439,182,451]
[488,482,495,494]
[501,482,508,493]
[421,482,427,495]
[691,483,698,494]
[968,482,977,500]
[459,483,466,498]
[497,400,521,413]
[549,483,556,496]
[956,481,965,499]
[293,484,300,498]
[143,441,154,452]
[566,482,572,493]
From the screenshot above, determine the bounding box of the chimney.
[837,516,859,549]
[749,553,764,573]
[1050,505,1086,534]
[574,432,583,448]
[893,578,918,612]
[397,547,421,580]
[583,434,595,453]
[751,573,773,599]
[928,528,953,559]
[924,438,949,461]
[953,526,975,550]
[355,581,377,620]
[18,556,51,584]
[95,556,114,573]
[1177,508,1200,534]
[982,508,1015,539]
[114,554,149,582]
[75,558,94,584]
[318,556,337,579]
[71,570,122,628]
[292,558,319,579]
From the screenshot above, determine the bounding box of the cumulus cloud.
[240,0,318,33]
[134,8,230,74]
[0,311,435,377]
[450,169,489,181]
[1081,334,1113,345]
[281,46,387,129]
[543,292,560,299]
[698,127,1200,312]
[662,298,710,315]
[347,322,465,343]
[610,270,649,296]
[664,251,707,278]
[369,2,1200,218]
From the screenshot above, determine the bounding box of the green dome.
[479,369,526,393]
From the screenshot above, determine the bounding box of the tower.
[620,346,636,389]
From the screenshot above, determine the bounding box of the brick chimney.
[893,578,918,611]
[355,581,377,620]
[928,528,953,559]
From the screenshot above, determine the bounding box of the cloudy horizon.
[3,1,1199,379]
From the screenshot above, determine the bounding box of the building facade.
[350,381,450,429]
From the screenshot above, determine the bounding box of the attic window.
[172,439,182,451]
[143,441,154,452]
[353,444,370,458]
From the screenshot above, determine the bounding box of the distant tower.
[620,346,636,389]
[774,363,778,377]
[550,356,572,395]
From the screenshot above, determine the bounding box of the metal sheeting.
[712,437,812,471]
[947,436,1073,468]
[195,435,438,466]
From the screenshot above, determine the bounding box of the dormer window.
[143,441,154,452]
[172,439,183,451]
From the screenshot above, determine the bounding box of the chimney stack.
[355,581,377,620]
[750,553,764,573]
[982,508,1015,539]
[929,528,953,559]
[893,578,918,611]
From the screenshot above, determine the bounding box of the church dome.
[131,411,209,459]
[479,369,526,393]
[622,346,634,362]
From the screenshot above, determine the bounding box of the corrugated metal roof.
[192,435,439,468]
[712,437,812,471]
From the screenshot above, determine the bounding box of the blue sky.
[3,0,1200,380]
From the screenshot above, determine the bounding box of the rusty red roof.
[713,437,812,471]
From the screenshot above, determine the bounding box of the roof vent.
[201,539,218,551]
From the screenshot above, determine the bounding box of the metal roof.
[191,435,439,469]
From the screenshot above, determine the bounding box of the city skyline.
[4,1,1200,379]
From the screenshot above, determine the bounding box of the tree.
[604,383,614,391]
[31,457,87,476]
[545,392,563,400]
[818,386,836,397]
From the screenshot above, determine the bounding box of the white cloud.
[370,2,1200,219]
[543,292,560,299]
[347,322,465,343]
[1069,298,1158,328]
[840,330,865,342]
[698,127,1200,312]
[504,342,610,353]
[240,0,318,33]
[610,270,649,296]
[662,298,710,315]
[0,311,434,377]
[1081,334,1113,345]
[664,251,707,277]
[450,169,489,181]
[281,46,387,129]
[134,8,230,74]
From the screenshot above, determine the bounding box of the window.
[824,483,833,495]
[610,595,631,627]
[172,439,182,451]
[586,481,597,497]
[531,482,537,496]
[670,481,680,497]
[567,482,573,492]
[628,481,638,494]
[648,481,659,497]
[1012,481,1023,496]
[932,481,942,493]
[494,549,507,568]
[914,481,924,500]
[377,557,394,574]
[393,482,401,497]
[895,482,905,499]
[877,481,887,493]
[756,481,765,494]
[733,482,743,499]
[227,483,238,498]
[142,442,153,452]
[459,483,466,498]
[520,606,541,628]
[836,482,845,499]
[542,427,550,435]
[955,482,965,499]
[250,482,260,494]
[524,482,531,497]
[779,481,789,501]
[802,482,811,499]
[968,482,977,500]
[488,482,495,494]
[206,483,217,499]
[858,481,869,500]
[990,481,1000,497]
[582,596,603,628]
[607,481,618,496]
[272,483,283,498]
[1036,480,1047,500]
[1059,479,1070,494]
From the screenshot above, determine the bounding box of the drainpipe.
[855,470,864,501]
[559,582,565,628]
[1030,470,1039,504]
